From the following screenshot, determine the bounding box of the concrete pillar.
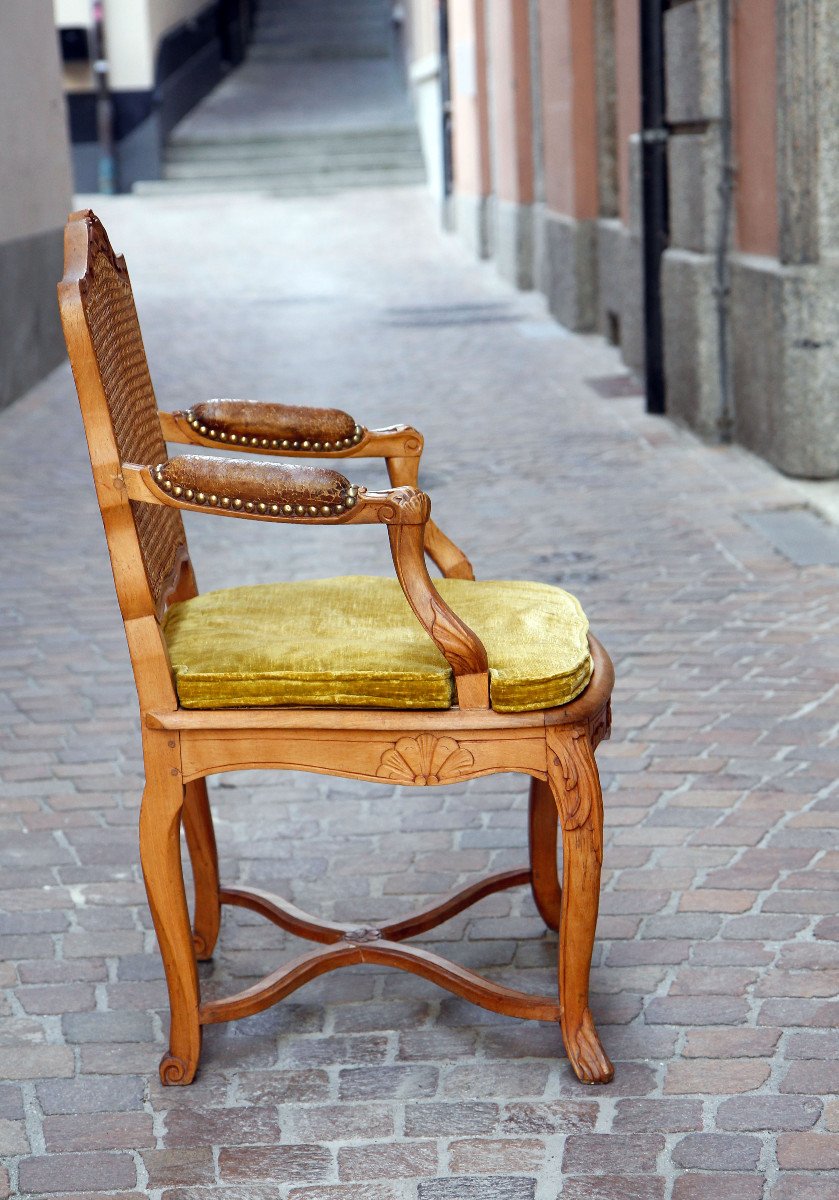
[662,0,839,477]
[449,0,493,256]
[661,0,724,439]
[732,0,839,478]
[595,0,643,373]
[0,0,73,412]
[732,0,778,257]
[485,0,535,288]
[405,0,445,201]
[535,0,599,330]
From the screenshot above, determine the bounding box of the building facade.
[53,0,255,191]
[404,0,839,480]
[0,0,73,412]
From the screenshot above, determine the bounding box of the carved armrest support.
[387,519,489,710]
[120,457,489,707]
[159,400,422,459]
[158,400,473,580]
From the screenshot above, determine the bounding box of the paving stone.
[42,1111,155,1151]
[62,1010,155,1043]
[776,1132,839,1170]
[3,1045,74,1079]
[780,1062,839,1094]
[17,983,97,1015]
[717,1095,822,1131]
[443,1063,550,1098]
[768,1175,839,1200]
[562,1135,664,1173]
[36,1074,146,1114]
[162,1105,282,1147]
[287,1188,400,1200]
[447,1139,544,1173]
[785,1031,839,1060]
[339,1065,439,1100]
[682,1028,781,1058]
[0,1118,28,1154]
[664,1059,771,1095]
[645,997,750,1026]
[0,1084,24,1120]
[161,1190,278,1200]
[219,1145,333,1183]
[418,1180,535,1200]
[502,1100,598,1134]
[289,1104,394,1142]
[612,1099,704,1133]
[338,1142,439,1180]
[672,1134,762,1171]
[18,1152,137,1193]
[237,1069,330,1105]
[405,1102,499,1138]
[560,1182,665,1200]
[672,1178,764,1200]
[136,1147,218,1191]
[78,1043,168,1075]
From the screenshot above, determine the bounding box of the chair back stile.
[58,210,192,712]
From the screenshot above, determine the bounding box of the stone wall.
[663,0,839,477]
[419,0,839,478]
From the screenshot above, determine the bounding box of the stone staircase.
[137,0,427,196]
[157,130,425,196]
[250,0,394,61]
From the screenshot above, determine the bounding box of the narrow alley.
[2,182,839,1197]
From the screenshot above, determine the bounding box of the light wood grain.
[58,209,617,1087]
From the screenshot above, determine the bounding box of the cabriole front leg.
[546,727,614,1085]
[139,735,202,1084]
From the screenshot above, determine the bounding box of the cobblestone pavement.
[3,189,839,1199]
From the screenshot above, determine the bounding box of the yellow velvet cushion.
[162,576,592,713]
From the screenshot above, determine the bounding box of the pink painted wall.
[538,0,598,219]
[486,0,534,205]
[732,0,778,256]
[614,0,640,227]
[448,0,491,198]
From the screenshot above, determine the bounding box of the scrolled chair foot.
[159,1053,197,1086]
[562,1007,615,1085]
[192,932,214,961]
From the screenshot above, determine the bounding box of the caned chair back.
[59,211,191,626]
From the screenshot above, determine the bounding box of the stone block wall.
[412,0,839,478]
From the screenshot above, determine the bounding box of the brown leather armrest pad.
[184,400,364,450]
[151,455,358,516]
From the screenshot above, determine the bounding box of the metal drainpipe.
[438,0,454,208]
[715,0,736,442]
[640,0,669,416]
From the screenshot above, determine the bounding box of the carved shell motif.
[376,735,474,785]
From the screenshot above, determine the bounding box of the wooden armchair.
[58,210,616,1087]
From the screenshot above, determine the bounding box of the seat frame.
[59,209,615,1087]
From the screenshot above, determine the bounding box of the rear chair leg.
[183,778,221,960]
[528,777,561,931]
[546,727,614,1085]
[139,734,202,1085]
